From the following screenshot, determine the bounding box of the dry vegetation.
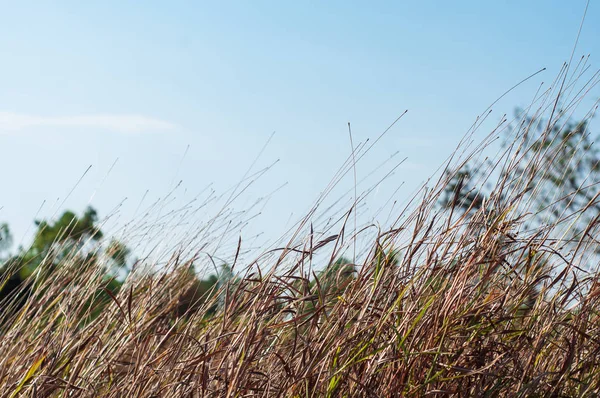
[3,66,600,397]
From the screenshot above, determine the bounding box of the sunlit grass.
[2,68,600,396]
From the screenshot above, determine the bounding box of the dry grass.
[3,67,600,397]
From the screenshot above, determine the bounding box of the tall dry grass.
[2,66,600,397]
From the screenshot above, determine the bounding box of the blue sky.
[1,1,599,255]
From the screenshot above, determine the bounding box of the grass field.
[2,68,600,397]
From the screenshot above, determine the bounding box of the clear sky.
[1,1,599,256]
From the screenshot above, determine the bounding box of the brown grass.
[2,66,600,397]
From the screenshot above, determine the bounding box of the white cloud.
[0,111,178,134]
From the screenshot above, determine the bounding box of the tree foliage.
[441,109,600,242]
[0,206,130,318]
[31,206,103,257]
[0,223,12,260]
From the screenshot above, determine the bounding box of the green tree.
[28,206,102,265]
[0,223,12,261]
[299,257,356,314]
[0,207,130,319]
[441,110,599,241]
[315,257,356,293]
